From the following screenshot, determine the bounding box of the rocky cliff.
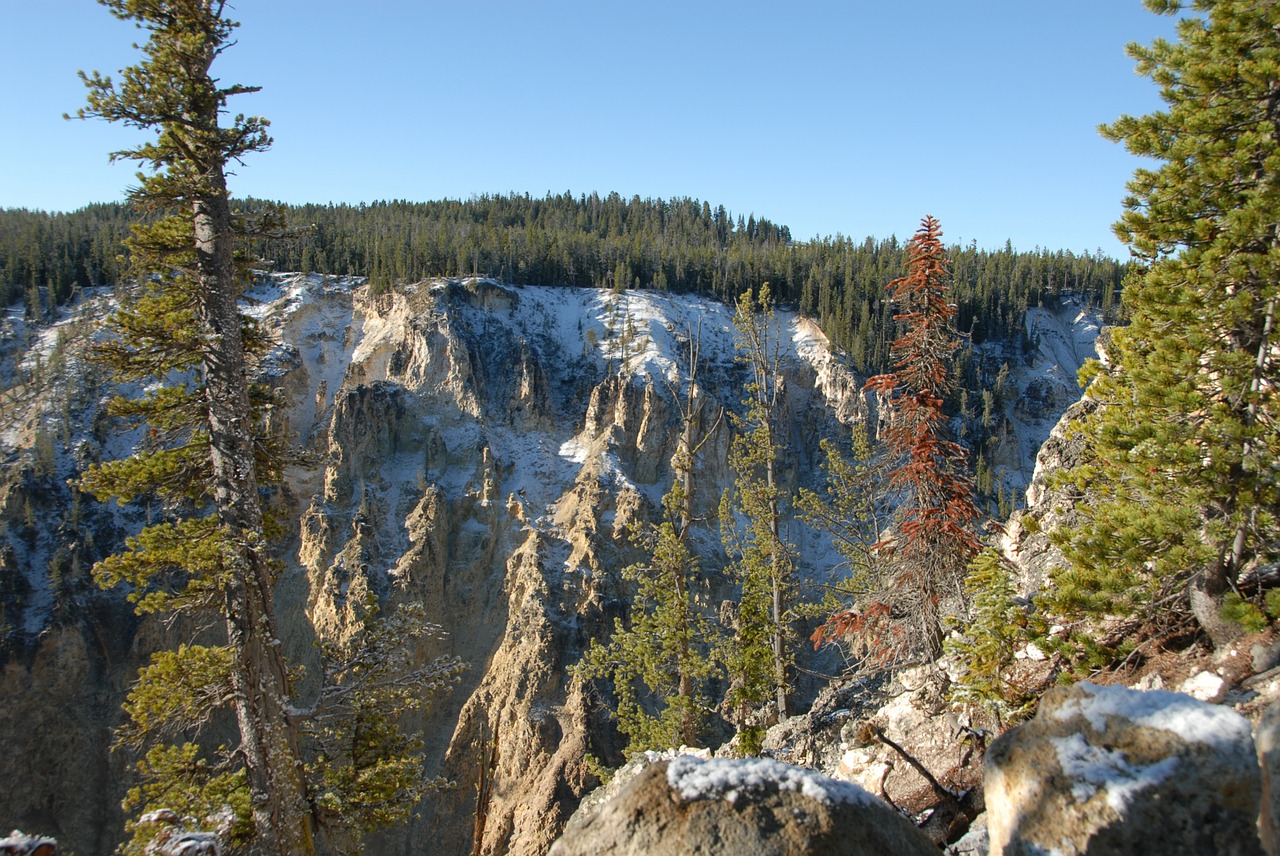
[0,275,1100,855]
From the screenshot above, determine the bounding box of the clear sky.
[2,1,1179,258]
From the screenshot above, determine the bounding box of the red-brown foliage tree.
[817,216,982,663]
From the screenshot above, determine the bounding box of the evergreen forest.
[0,193,1127,377]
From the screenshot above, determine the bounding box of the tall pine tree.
[797,423,886,633]
[719,284,796,748]
[574,324,723,752]
[574,481,721,752]
[74,3,463,852]
[73,2,311,851]
[1049,0,1280,659]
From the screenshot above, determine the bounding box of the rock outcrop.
[761,665,984,845]
[986,681,1264,856]
[547,756,937,856]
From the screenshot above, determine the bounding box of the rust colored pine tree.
[856,216,981,661]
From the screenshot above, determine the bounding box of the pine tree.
[719,283,796,748]
[945,549,1040,725]
[73,3,461,852]
[574,481,721,752]
[851,217,981,662]
[1049,0,1280,659]
[73,2,309,850]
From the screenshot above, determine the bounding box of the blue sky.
[2,1,1179,257]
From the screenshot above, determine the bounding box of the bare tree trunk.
[1190,565,1244,650]
[767,454,787,720]
[673,421,697,743]
[1229,295,1276,576]
[193,191,314,856]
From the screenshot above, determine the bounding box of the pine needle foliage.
[945,549,1041,725]
[796,424,889,649]
[122,743,253,855]
[74,2,311,848]
[1047,0,1280,664]
[307,600,465,851]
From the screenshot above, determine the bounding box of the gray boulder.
[986,681,1262,856]
[1257,698,1280,855]
[548,755,936,856]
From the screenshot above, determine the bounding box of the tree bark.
[193,188,314,855]
[1190,567,1244,650]
[767,453,788,720]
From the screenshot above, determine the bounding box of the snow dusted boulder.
[986,682,1262,856]
[547,755,936,856]
[0,831,57,855]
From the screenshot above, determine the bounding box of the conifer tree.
[945,549,1040,724]
[73,3,462,852]
[73,2,310,850]
[1049,0,1280,659]
[574,480,721,752]
[719,284,796,747]
[849,217,981,662]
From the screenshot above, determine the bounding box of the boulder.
[548,756,936,856]
[0,831,58,856]
[947,812,988,855]
[1257,698,1280,855]
[986,681,1262,856]
[1180,669,1228,703]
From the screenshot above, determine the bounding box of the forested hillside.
[0,193,1126,374]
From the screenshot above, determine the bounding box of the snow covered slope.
[988,295,1101,500]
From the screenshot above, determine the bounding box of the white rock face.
[0,276,1098,855]
[255,276,876,856]
[983,295,1101,504]
[986,682,1263,856]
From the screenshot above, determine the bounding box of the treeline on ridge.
[1,192,1127,375]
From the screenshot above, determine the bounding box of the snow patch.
[665,754,875,807]
[1051,733,1179,812]
[1049,682,1250,748]
[558,436,590,464]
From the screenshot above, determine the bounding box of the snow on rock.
[1047,681,1248,748]
[1049,733,1179,812]
[665,754,875,807]
[1179,670,1230,704]
[987,681,1263,856]
[549,757,937,856]
[0,830,59,855]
